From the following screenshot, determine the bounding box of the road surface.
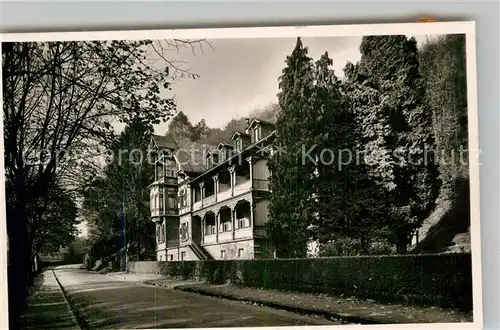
[54,265,339,329]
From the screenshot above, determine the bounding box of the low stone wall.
[127,260,159,274]
[127,253,472,310]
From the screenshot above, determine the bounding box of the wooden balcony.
[253,179,269,191]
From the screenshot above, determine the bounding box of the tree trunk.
[396,239,408,254]
[7,206,31,329]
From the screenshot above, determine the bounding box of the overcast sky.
[145,35,431,135]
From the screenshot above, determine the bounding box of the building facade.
[149,118,276,261]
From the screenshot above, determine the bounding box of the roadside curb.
[140,281,387,325]
[142,279,196,289]
[50,269,83,330]
[143,280,169,288]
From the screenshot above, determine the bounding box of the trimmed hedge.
[134,253,473,310]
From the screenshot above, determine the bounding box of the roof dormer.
[246,119,262,143]
[246,119,275,143]
[231,132,251,152]
[217,142,233,161]
[205,150,221,169]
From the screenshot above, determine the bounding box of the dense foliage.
[267,35,467,257]
[82,118,156,263]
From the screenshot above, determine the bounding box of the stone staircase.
[188,243,214,260]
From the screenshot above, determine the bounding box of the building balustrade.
[204,194,216,206]
[217,231,233,242]
[193,200,203,210]
[191,179,257,211]
[151,208,178,217]
[233,179,251,192]
[203,234,217,244]
[252,178,269,190]
[234,226,253,240]
[218,188,232,201]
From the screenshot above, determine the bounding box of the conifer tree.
[346,36,440,253]
[267,38,316,258]
[311,53,384,251]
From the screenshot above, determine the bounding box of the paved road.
[54,265,339,329]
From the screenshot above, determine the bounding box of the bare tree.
[2,38,210,326]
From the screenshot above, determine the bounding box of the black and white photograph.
[1,22,481,329]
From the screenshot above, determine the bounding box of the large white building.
[149,118,276,261]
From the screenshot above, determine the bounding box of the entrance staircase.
[188,243,214,260]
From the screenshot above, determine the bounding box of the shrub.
[148,253,472,310]
[318,238,363,257]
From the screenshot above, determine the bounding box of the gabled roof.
[248,118,275,129]
[217,142,234,149]
[151,134,177,150]
[231,131,251,141]
[174,139,217,174]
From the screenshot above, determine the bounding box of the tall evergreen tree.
[347,36,440,253]
[310,53,384,252]
[267,38,316,258]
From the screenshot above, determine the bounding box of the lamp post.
[121,200,127,272]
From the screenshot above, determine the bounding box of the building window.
[212,153,219,166]
[206,224,216,235]
[237,218,250,229]
[169,255,173,261]
[157,165,164,180]
[181,252,186,261]
[253,126,261,142]
[156,222,165,243]
[180,190,184,207]
[206,153,212,168]
[238,248,244,258]
[159,193,164,209]
[235,138,242,152]
[180,222,189,241]
[221,222,231,232]
[221,250,226,259]
[167,195,177,209]
[165,158,177,178]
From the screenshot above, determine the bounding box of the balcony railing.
[218,189,232,201]
[193,200,202,210]
[190,179,267,211]
[218,231,233,242]
[253,179,269,190]
[234,227,253,239]
[164,177,177,185]
[203,234,217,244]
[235,179,251,191]
[204,194,216,206]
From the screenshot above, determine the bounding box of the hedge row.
[139,253,473,310]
